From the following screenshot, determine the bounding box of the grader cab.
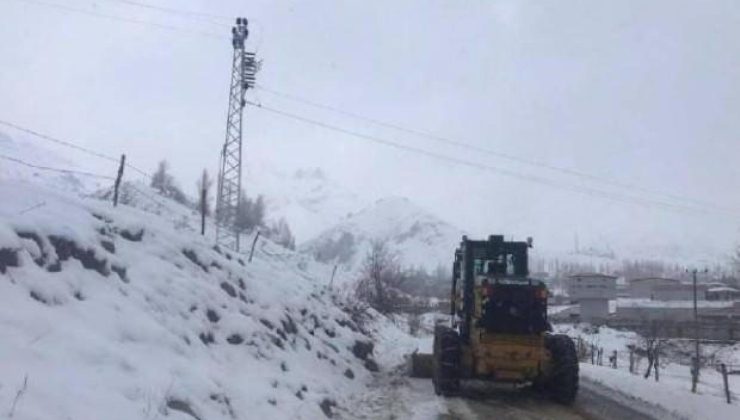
[417,235,578,404]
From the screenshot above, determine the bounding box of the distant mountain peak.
[301,195,466,272]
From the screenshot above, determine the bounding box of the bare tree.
[196,170,213,235]
[640,322,664,381]
[151,160,171,194]
[268,217,295,250]
[355,240,406,313]
[151,159,188,205]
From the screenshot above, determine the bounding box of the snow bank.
[0,180,381,420]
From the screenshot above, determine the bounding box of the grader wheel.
[432,325,461,396]
[543,334,579,404]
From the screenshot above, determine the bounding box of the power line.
[100,0,232,26]
[255,84,733,214]
[0,153,115,180]
[5,0,224,39]
[0,119,152,179]
[246,100,738,219]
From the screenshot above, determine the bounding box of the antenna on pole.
[215,17,259,251]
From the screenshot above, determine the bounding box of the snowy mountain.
[300,196,466,274]
[243,162,369,244]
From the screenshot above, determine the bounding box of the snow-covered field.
[555,323,740,419]
[0,179,406,420]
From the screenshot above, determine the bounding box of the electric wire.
[0,153,115,180]
[246,100,738,219]
[4,0,224,39]
[100,0,232,25]
[255,84,734,215]
[0,153,167,209]
[0,119,153,179]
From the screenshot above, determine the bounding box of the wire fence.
[0,120,153,180]
[570,334,737,405]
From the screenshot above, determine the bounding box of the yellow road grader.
[413,235,578,404]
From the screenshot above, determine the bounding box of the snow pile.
[301,197,465,275]
[0,180,383,420]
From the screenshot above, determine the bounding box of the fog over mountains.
[1,128,733,275]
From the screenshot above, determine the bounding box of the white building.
[569,273,617,323]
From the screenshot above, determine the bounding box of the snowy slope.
[0,180,385,420]
[243,162,369,244]
[300,197,466,275]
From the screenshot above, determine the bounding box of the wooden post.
[329,264,338,290]
[248,231,260,263]
[654,350,660,382]
[721,364,731,404]
[200,184,207,235]
[629,347,635,374]
[113,154,126,207]
[612,350,618,369]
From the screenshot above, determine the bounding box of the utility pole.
[689,268,706,393]
[215,17,258,251]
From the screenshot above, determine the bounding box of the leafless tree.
[640,322,664,381]
[267,217,295,250]
[355,240,406,314]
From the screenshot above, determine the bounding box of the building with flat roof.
[569,273,617,323]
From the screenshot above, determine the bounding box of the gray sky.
[1,0,739,255]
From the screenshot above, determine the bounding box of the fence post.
[629,347,635,374]
[654,351,660,382]
[612,350,618,369]
[113,154,125,207]
[200,184,207,235]
[329,264,338,290]
[721,364,731,404]
[248,231,261,263]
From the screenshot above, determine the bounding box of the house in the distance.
[569,273,617,323]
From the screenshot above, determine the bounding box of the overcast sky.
[1,0,739,256]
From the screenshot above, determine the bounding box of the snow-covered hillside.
[0,180,392,420]
[301,197,466,274]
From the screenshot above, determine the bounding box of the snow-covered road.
[342,368,677,420]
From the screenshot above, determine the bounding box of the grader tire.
[544,334,579,404]
[432,325,461,396]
